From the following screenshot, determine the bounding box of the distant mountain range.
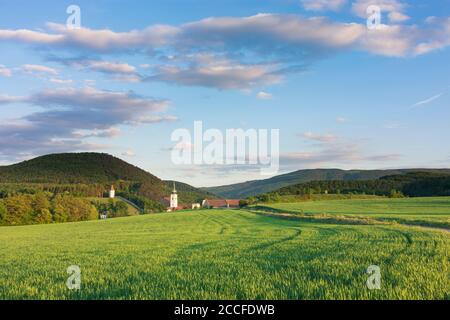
[203,168,450,198]
[0,153,213,203]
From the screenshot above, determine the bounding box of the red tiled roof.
[226,199,240,207]
[204,199,241,208]
[205,199,228,207]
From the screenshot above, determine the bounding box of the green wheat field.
[0,197,449,300]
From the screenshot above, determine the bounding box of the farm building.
[202,199,240,209]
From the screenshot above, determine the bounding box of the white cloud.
[410,92,444,108]
[281,141,401,168]
[137,115,178,124]
[303,131,337,142]
[388,11,410,23]
[0,87,175,160]
[0,13,448,60]
[256,91,273,100]
[413,17,450,55]
[0,15,365,55]
[0,94,24,104]
[0,28,63,44]
[0,65,12,77]
[74,128,121,138]
[300,0,347,11]
[86,60,136,74]
[21,64,58,75]
[121,150,136,157]
[50,57,141,81]
[49,78,73,84]
[147,54,282,90]
[352,0,409,22]
[0,13,449,92]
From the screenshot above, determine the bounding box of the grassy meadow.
[0,198,449,300]
[264,197,450,229]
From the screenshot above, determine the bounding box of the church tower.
[170,182,178,209]
[109,185,115,199]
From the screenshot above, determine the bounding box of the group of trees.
[92,199,131,218]
[268,179,405,198]
[0,193,98,226]
[0,181,167,226]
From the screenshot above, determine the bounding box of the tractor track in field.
[246,209,450,234]
[248,228,302,251]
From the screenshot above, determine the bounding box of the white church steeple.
[170,182,178,209]
[109,185,115,199]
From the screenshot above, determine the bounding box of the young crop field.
[0,202,449,300]
[264,197,450,229]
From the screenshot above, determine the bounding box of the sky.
[0,0,449,187]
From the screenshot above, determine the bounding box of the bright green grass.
[0,209,448,300]
[266,197,450,228]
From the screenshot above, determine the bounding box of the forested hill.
[262,172,450,198]
[204,168,450,198]
[0,153,162,184]
[0,153,208,203]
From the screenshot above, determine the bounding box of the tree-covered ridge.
[258,172,450,200]
[204,168,450,198]
[0,153,163,184]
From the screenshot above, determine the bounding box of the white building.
[109,185,115,199]
[170,182,178,210]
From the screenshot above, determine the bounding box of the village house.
[201,199,240,209]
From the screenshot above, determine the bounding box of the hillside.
[260,172,450,199]
[0,153,206,203]
[203,168,450,198]
[0,153,161,184]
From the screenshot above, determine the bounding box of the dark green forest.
[252,172,450,203]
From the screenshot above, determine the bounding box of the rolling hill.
[203,168,450,198]
[0,153,210,203]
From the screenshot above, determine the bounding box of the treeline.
[0,181,163,198]
[252,172,450,202]
[0,193,98,226]
[0,193,143,226]
[0,183,105,198]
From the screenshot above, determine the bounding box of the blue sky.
[0,0,449,186]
